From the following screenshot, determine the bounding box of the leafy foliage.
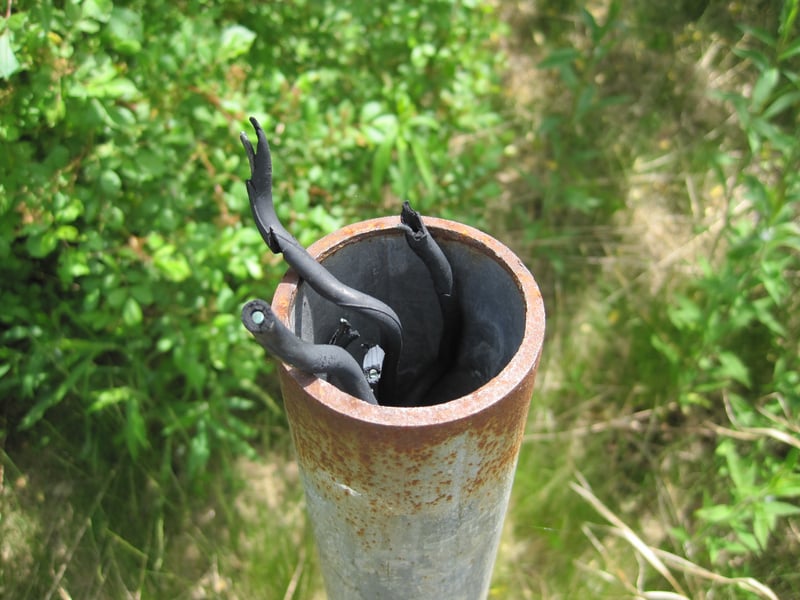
[1,0,508,596]
[0,0,506,483]
[533,0,628,218]
[668,12,800,567]
[500,1,799,596]
[633,6,800,566]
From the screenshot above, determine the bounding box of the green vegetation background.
[1,0,798,598]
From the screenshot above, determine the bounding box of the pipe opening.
[289,225,526,407]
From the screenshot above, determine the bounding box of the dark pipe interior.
[290,228,526,406]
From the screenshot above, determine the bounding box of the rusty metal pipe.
[271,217,545,599]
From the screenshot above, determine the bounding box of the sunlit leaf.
[219,24,256,60]
[0,30,20,79]
[108,7,143,54]
[89,386,135,412]
[122,296,143,326]
[696,504,735,523]
[762,500,800,518]
[153,247,192,282]
[717,351,751,387]
[82,0,113,22]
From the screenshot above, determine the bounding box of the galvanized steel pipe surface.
[271,217,545,600]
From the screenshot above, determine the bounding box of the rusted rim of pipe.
[271,216,545,426]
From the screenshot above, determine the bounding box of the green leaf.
[108,7,143,54]
[82,0,114,22]
[762,90,800,120]
[717,351,751,387]
[372,135,395,192]
[130,284,154,305]
[371,113,399,135]
[538,48,580,69]
[739,25,777,47]
[751,68,779,112]
[395,134,409,189]
[696,504,735,523]
[220,25,256,60]
[771,482,800,498]
[668,295,702,330]
[407,114,440,130]
[99,169,123,196]
[188,421,210,477]
[55,225,79,242]
[752,297,787,336]
[124,398,148,459]
[89,386,135,412]
[174,347,207,390]
[779,36,800,61]
[650,333,679,365]
[156,336,174,353]
[580,7,599,40]
[779,0,799,44]
[732,47,770,71]
[0,30,20,79]
[107,288,127,308]
[752,506,771,550]
[762,500,800,518]
[122,296,143,326]
[55,198,85,223]
[26,230,58,258]
[153,246,192,282]
[360,101,385,123]
[410,138,436,194]
[225,396,255,411]
[574,86,596,122]
[243,255,262,279]
[20,358,92,429]
[410,42,434,68]
[88,76,139,100]
[721,439,755,493]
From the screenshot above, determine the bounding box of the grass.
[488,0,798,597]
[2,0,798,598]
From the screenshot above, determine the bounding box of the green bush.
[501,2,799,594]
[0,0,507,483]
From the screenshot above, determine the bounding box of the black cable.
[399,202,453,297]
[399,202,462,405]
[329,318,360,348]
[240,117,403,404]
[242,299,378,405]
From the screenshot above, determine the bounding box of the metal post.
[271,216,545,599]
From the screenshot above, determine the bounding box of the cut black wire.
[399,201,462,405]
[240,117,403,404]
[329,318,360,348]
[399,201,459,358]
[242,299,378,405]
